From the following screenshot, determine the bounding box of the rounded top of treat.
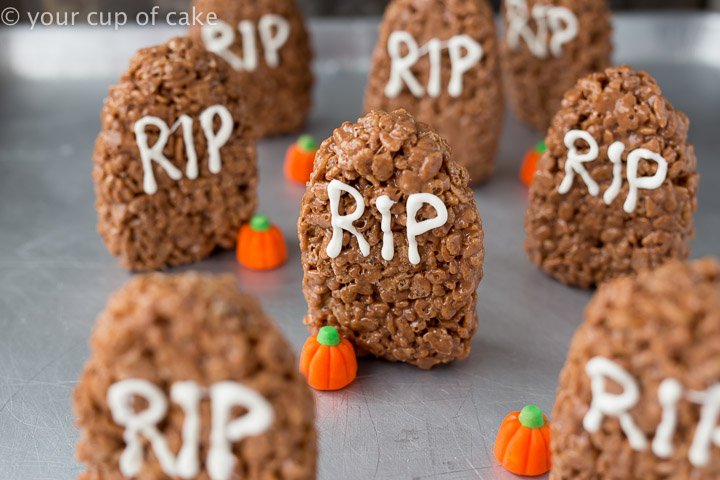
[584,257,720,349]
[310,108,471,195]
[120,37,238,100]
[102,35,251,151]
[552,65,689,149]
[87,273,295,371]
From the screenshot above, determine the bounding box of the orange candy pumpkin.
[236,215,287,270]
[299,326,357,391]
[285,134,318,183]
[519,140,546,187]
[494,405,552,476]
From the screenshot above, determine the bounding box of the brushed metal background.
[0,12,719,480]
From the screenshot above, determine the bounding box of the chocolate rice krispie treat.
[93,37,257,272]
[551,258,720,480]
[524,65,698,288]
[189,0,313,137]
[74,273,316,480]
[298,109,484,370]
[501,0,612,131]
[364,0,504,184]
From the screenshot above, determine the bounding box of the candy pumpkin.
[285,134,318,183]
[494,405,551,476]
[519,140,546,187]
[299,326,357,391]
[236,215,287,270]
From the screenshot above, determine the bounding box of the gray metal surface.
[1,13,719,480]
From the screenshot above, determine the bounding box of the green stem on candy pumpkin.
[518,405,545,429]
[298,134,317,153]
[250,214,271,232]
[317,326,341,346]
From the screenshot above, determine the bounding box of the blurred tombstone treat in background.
[297,109,485,370]
[93,37,257,272]
[74,273,317,480]
[551,258,720,480]
[364,0,504,184]
[500,0,613,131]
[8,0,712,23]
[524,65,698,288]
[296,0,709,13]
[189,0,313,137]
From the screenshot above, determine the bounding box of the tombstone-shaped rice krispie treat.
[551,258,720,479]
[189,0,313,137]
[500,0,612,131]
[298,109,485,370]
[524,65,699,288]
[93,37,257,272]
[74,273,316,480]
[364,0,504,184]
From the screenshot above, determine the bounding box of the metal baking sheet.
[1,12,719,480]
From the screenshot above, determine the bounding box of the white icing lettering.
[108,379,273,480]
[689,384,720,467]
[583,357,648,450]
[558,131,668,213]
[208,382,275,480]
[546,6,579,58]
[506,0,578,59]
[507,2,549,58]
[652,378,683,458]
[236,20,258,70]
[326,182,449,264]
[385,31,424,98]
[447,34,483,97]
[258,14,291,69]
[107,379,202,478]
[134,105,233,194]
[406,193,449,265]
[134,116,184,195]
[558,129,600,197]
[426,38,443,98]
[376,195,395,261]
[177,115,199,180]
[602,141,625,205]
[624,148,668,214]
[583,357,720,466]
[202,20,254,71]
[385,31,483,99]
[326,180,370,258]
[201,15,290,72]
[199,105,233,175]
[169,382,203,476]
